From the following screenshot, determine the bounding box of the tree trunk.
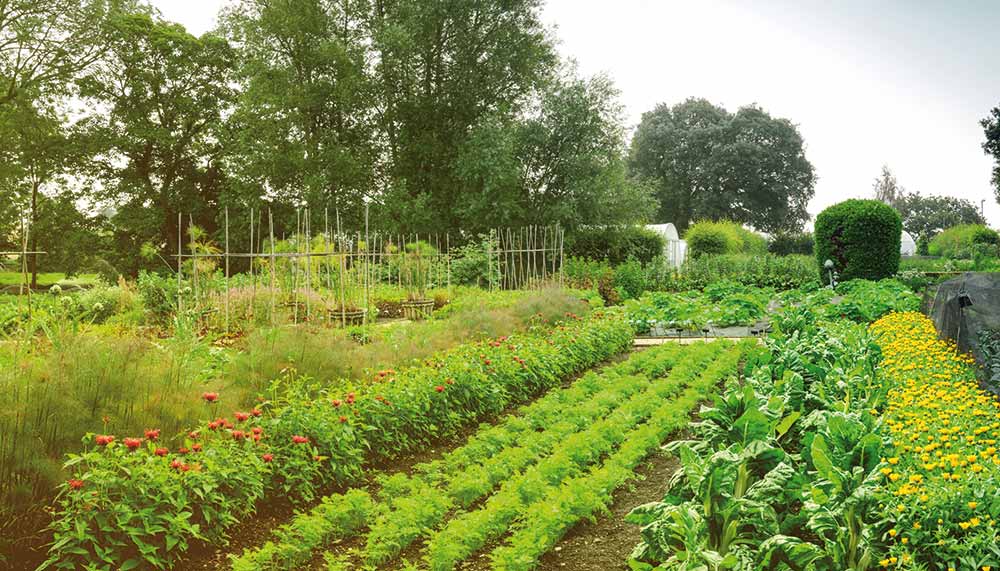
[29,178,39,289]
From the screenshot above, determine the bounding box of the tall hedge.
[814,199,901,281]
[928,223,1000,259]
[564,226,665,265]
[684,220,767,258]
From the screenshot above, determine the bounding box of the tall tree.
[453,70,654,234]
[0,98,72,286]
[983,106,1000,203]
[75,11,235,274]
[369,0,558,232]
[220,0,378,226]
[0,0,115,108]
[628,98,815,233]
[895,192,986,248]
[873,164,904,207]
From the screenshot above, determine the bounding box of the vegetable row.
[230,339,748,570]
[42,309,632,570]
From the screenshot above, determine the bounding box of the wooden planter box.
[328,307,368,327]
[400,299,435,320]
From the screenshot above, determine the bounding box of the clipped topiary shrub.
[929,224,999,259]
[564,226,665,265]
[684,220,767,258]
[814,199,901,281]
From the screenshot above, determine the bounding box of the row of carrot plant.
[40,309,632,570]
[228,339,751,570]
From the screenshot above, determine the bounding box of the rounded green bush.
[684,220,766,258]
[929,224,999,258]
[814,199,901,281]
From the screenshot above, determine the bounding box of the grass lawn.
[0,271,99,288]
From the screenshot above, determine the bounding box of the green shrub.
[564,226,664,265]
[928,223,999,259]
[136,271,179,326]
[768,232,813,256]
[814,199,901,281]
[450,235,497,288]
[612,259,646,300]
[684,220,766,258]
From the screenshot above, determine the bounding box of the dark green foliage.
[982,106,1000,202]
[628,98,815,233]
[768,232,814,256]
[814,199,901,281]
[564,226,664,265]
[895,192,985,246]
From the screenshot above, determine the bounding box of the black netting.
[929,273,1000,387]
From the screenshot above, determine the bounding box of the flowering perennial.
[871,311,1000,569]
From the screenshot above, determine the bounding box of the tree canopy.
[627,98,816,233]
[895,193,985,250]
[983,106,1000,203]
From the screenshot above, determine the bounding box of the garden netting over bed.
[929,272,1000,390]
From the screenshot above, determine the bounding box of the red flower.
[331,399,342,407]
[154,447,168,457]
[251,427,263,436]
[346,392,356,404]
[202,392,219,403]
[483,359,492,366]
[435,385,445,393]
[232,430,246,441]
[234,411,249,422]
[188,431,200,440]
[68,479,84,490]
[144,429,160,441]
[313,455,322,462]
[207,420,220,431]
[170,459,183,470]
[339,416,348,423]
[262,453,273,463]
[251,408,262,417]
[292,435,309,444]
[181,463,190,472]
[192,443,203,452]
[178,447,190,455]
[95,434,114,447]
[123,438,142,451]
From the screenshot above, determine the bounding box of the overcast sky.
[152,0,1000,227]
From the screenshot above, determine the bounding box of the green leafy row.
[626,319,887,571]
[230,490,374,571]
[361,345,690,566]
[230,343,687,570]
[423,341,731,571]
[414,342,687,480]
[488,343,745,570]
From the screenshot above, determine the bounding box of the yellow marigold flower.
[888,528,897,537]
[969,501,978,509]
